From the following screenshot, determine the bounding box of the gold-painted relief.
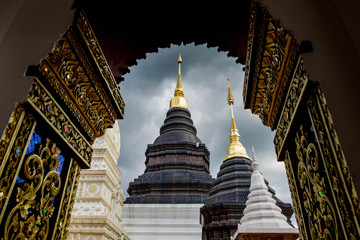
[28,79,92,167]
[0,106,36,224]
[245,2,360,239]
[243,0,258,104]
[0,9,125,240]
[76,10,125,117]
[3,136,62,240]
[281,86,360,239]
[308,87,360,239]
[284,150,307,240]
[52,159,80,240]
[248,9,298,129]
[274,57,309,157]
[295,125,339,239]
[39,31,115,139]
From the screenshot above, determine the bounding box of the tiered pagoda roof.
[126,54,215,204]
[232,149,299,240]
[200,79,294,240]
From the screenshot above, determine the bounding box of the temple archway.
[0,0,359,239]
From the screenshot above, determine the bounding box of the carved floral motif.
[295,125,339,239]
[28,79,92,166]
[246,3,298,130]
[52,160,80,240]
[308,87,360,239]
[282,87,360,240]
[76,10,125,117]
[0,106,35,220]
[3,136,62,239]
[40,31,115,139]
[244,2,360,239]
[274,57,308,157]
[284,150,308,239]
[0,10,124,240]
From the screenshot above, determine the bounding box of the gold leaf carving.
[28,79,92,166]
[3,135,62,240]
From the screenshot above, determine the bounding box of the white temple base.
[122,204,203,240]
[232,150,299,240]
[233,224,299,240]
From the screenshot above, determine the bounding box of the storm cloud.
[117,44,292,209]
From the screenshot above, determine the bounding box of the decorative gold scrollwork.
[0,106,25,166]
[295,125,339,240]
[3,136,61,240]
[274,57,308,157]
[248,10,298,129]
[76,10,125,117]
[51,160,80,240]
[279,82,360,240]
[28,79,92,167]
[0,9,125,239]
[40,34,114,139]
[0,106,35,219]
[284,150,308,239]
[308,87,360,239]
[39,24,120,141]
[243,0,258,104]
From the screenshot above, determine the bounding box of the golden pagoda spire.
[170,53,188,109]
[224,79,250,161]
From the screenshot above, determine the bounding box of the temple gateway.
[0,1,359,239]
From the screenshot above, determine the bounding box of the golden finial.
[227,78,234,105]
[224,78,250,161]
[178,53,182,64]
[170,53,188,109]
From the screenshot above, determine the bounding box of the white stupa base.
[122,204,203,240]
[232,151,299,240]
[233,226,299,240]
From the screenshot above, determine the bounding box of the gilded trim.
[76,10,125,118]
[308,87,360,239]
[284,150,308,240]
[39,29,116,139]
[274,57,309,157]
[245,5,298,129]
[3,134,63,239]
[52,159,80,239]
[0,106,36,225]
[28,79,92,167]
[243,0,258,104]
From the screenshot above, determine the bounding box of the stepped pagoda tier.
[125,54,215,204]
[200,79,294,240]
[122,54,214,240]
[232,149,299,240]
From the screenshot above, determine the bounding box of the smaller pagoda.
[233,148,299,240]
[200,79,294,240]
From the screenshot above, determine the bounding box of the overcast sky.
[117,44,292,208]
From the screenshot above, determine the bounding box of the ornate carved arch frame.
[244,2,360,239]
[0,10,124,239]
[0,2,358,240]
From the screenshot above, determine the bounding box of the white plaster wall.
[122,204,203,240]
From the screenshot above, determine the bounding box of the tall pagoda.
[200,79,294,240]
[122,54,215,240]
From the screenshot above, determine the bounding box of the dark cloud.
[117,44,292,214]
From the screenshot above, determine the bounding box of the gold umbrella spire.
[170,53,188,109]
[224,79,250,161]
